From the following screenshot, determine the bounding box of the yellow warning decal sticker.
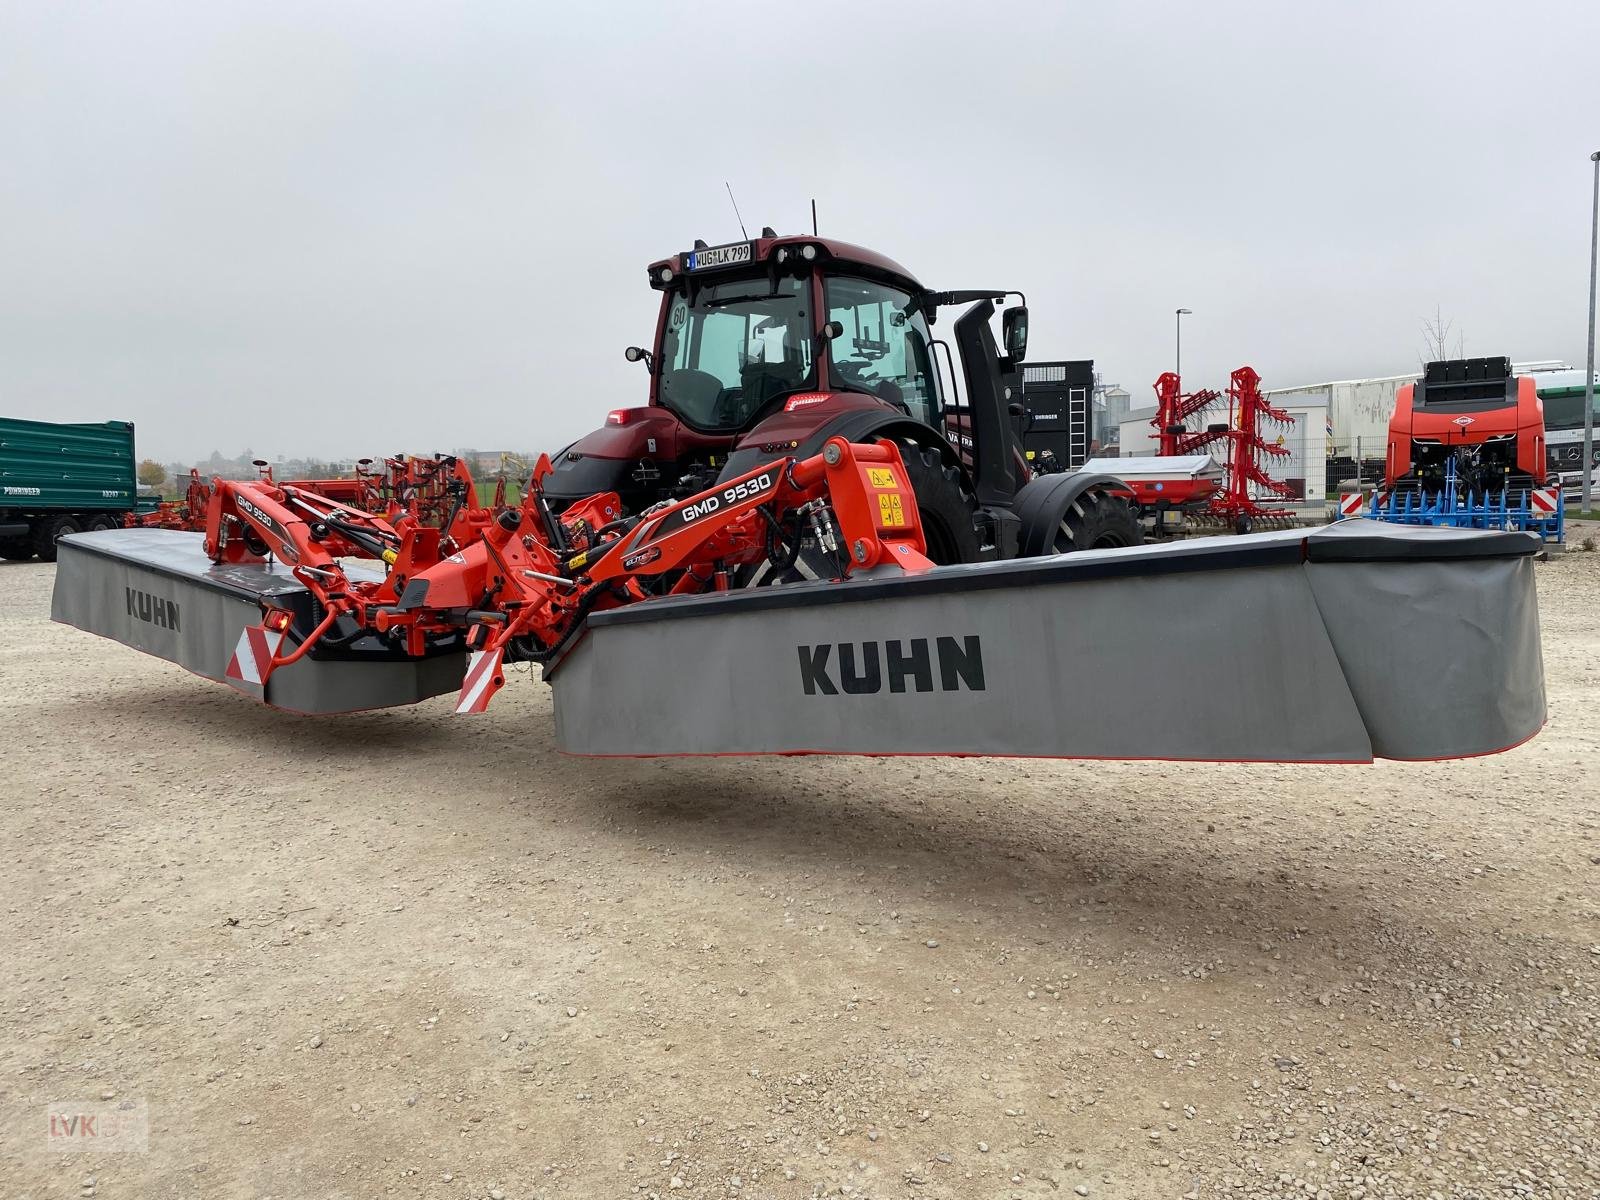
[867,467,898,489]
[877,492,906,528]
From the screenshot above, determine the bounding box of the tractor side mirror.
[624,346,655,372]
[819,320,845,343]
[1002,306,1029,363]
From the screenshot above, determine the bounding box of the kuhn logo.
[1452,416,1475,427]
[798,636,985,696]
[126,587,179,632]
[3,486,42,496]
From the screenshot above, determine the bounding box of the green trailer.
[0,417,157,562]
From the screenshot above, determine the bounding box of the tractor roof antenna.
[811,198,818,236]
[724,182,748,240]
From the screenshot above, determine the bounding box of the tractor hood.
[564,407,685,461]
[732,392,890,454]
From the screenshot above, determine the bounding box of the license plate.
[688,242,752,271]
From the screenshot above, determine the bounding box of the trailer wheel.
[31,515,80,563]
[87,514,119,532]
[0,537,35,561]
[898,443,978,565]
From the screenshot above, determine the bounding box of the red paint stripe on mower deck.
[554,722,1546,765]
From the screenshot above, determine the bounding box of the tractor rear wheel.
[32,515,80,563]
[0,537,34,561]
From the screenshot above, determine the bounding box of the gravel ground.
[2,533,1598,1200]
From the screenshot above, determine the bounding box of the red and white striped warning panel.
[455,647,505,715]
[1338,492,1365,518]
[225,625,286,687]
[1531,487,1559,514]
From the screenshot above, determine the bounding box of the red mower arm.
[196,437,934,716]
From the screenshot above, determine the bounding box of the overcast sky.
[2,1,1597,463]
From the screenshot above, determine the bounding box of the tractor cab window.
[824,277,940,425]
[658,276,815,431]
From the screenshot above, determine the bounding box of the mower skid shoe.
[546,520,1545,763]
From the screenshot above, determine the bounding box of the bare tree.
[1420,306,1466,367]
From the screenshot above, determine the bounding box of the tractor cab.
[546,234,969,511]
[643,237,945,434]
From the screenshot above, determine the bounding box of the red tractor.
[544,231,1140,573]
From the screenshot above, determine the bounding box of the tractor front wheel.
[898,443,978,565]
[740,441,977,586]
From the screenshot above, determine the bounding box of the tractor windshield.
[658,276,816,431]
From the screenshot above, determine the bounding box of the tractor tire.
[0,537,34,561]
[897,443,978,565]
[87,513,119,532]
[1059,491,1141,552]
[1026,487,1142,555]
[32,515,80,563]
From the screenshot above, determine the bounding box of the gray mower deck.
[51,528,463,713]
[546,521,1544,762]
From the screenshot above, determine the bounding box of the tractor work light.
[800,243,818,261]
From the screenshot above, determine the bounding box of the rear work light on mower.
[263,608,293,633]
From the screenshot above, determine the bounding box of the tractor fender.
[719,409,964,482]
[543,445,634,502]
[1014,470,1134,557]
